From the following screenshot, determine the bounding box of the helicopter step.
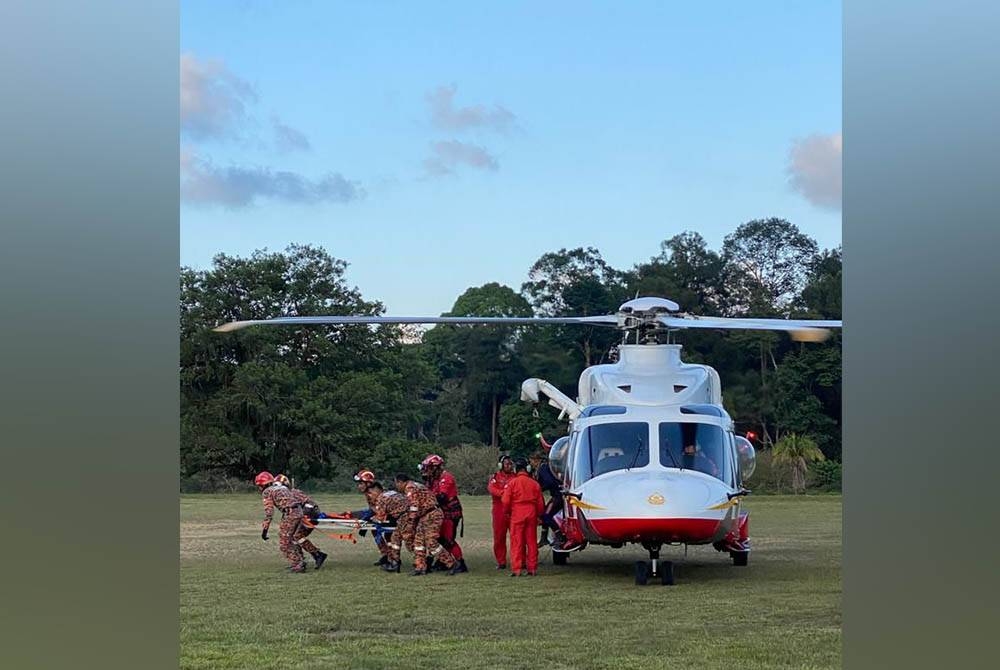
[635,542,674,586]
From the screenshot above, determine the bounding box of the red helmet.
[254,471,275,487]
[353,469,376,483]
[275,474,290,486]
[421,454,444,469]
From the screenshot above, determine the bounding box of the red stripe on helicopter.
[588,517,720,543]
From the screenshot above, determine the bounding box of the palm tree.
[772,433,825,493]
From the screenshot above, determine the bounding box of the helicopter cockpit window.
[577,422,650,479]
[658,422,731,483]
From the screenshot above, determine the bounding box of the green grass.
[181,494,841,669]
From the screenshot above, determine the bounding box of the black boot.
[312,551,328,570]
[289,562,307,574]
[373,555,388,567]
[382,560,400,573]
[447,561,464,576]
[456,559,469,573]
[410,568,426,576]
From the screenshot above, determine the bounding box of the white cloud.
[427,85,515,134]
[181,148,363,208]
[787,132,842,210]
[423,140,499,176]
[271,116,311,153]
[180,53,257,141]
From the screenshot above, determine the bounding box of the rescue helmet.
[254,471,275,487]
[275,474,290,486]
[354,469,376,483]
[421,454,445,469]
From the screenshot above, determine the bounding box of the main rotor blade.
[213,314,620,333]
[690,316,843,329]
[658,315,840,342]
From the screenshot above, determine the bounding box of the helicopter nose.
[581,470,727,517]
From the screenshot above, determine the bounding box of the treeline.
[180,218,841,492]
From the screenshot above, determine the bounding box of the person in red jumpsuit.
[501,457,545,577]
[487,454,517,570]
[420,454,469,573]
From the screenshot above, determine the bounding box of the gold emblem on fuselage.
[647,493,665,505]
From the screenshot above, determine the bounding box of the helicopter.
[214,296,841,585]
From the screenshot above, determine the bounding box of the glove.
[261,525,269,541]
[359,528,368,537]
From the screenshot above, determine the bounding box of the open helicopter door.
[550,430,587,557]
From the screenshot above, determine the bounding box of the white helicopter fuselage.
[565,408,742,547]
[535,344,753,549]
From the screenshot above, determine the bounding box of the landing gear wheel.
[552,551,568,566]
[634,561,649,585]
[731,550,749,566]
[660,560,675,586]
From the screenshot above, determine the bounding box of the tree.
[627,231,726,314]
[421,283,533,447]
[771,345,841,458]
[521,247,628,367]
[722,218,820,314]
[180,245,435,482]
[497,399,564,458]
[796,247,842,319]
[772,433,825,493]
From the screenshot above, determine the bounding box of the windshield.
[577,421,650,479]
[658,422,730,482]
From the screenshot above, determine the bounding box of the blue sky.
[181,1,842,316]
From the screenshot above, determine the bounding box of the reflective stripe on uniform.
[431,546,443,555]
[414,545,424,551]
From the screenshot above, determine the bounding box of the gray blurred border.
[0,2,178,668]
[844,1,1000,667]
[3,1,1000,667]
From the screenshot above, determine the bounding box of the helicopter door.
[563,429,582,521]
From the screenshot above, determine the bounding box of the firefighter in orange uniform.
[487,454,517,569]
[501,457,545,576]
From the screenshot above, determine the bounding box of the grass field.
[181,494,841,670]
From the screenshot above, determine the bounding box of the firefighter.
[501,457,545,577]
[529,450,567,549]
[255,471,323,573]
[347,470,392,566]
[392,474,418,565]
[419,454,469,573]
[286,481,328,570]
[370,480,409,573]
[487,454,517,569]
[396,473,462,576]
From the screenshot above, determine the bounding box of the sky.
[181,1,842,316]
